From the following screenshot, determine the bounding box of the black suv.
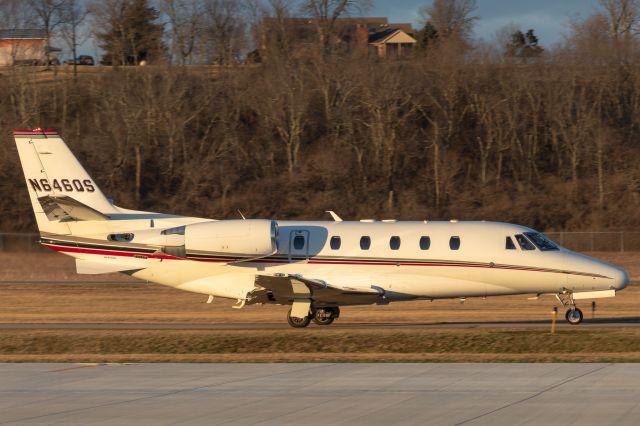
[64,55,94,66]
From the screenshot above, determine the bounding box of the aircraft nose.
[611,267,630,291]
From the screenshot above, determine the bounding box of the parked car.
[63,55,94,66]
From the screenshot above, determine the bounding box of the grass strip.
[1,329,639,356]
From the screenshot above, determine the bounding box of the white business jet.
[14,129,629,327]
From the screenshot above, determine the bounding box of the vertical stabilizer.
[14,129,118,235]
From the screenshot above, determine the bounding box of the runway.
[0,363,638,425]
[1,317,639,331]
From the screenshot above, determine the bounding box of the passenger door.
[288,230,310,262]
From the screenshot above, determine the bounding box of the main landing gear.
[556,292,583,325]
[286,307,340,328]
[286,310,311,328]
[312,307,340,325]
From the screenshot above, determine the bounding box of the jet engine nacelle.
[124,219,278,261]
[183,219,278,259]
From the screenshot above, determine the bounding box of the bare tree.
[598,0,640,61]
[253,61,311,178]
[27,0,64,66]
[201,0,245,64]
[255,0,297,62]
[0,0,36,27]
[6,4,640,232]
[161,0,203,64]
[59,0,88,77]
[599,0,639,40]
[89,0,128,65]
[419,0,477,45]
[302,0,371,56]
[560,13,611,65]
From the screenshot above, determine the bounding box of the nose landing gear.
[565,307,583,325]
[556,292,583,325]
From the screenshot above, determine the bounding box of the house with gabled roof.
[258,17,417,61]
[368,28,417,58]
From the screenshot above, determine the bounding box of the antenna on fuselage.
[238,209,246,220]
[325,211,343,222]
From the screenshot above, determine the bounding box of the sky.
[372,0,602,47]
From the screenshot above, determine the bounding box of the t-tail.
[13,129,119,236]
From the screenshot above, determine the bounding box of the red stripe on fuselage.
[44,244,181,261]
[42,243,609,278]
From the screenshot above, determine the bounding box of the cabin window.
[524,232,559,251]
[390,236,401,250]
[515,234,535,250]
[419,236,431,250]
[360,236,371,250]
[449,236,461,250]
[506,237,516,250]
[330,236,341,250]
[293,235,305,250]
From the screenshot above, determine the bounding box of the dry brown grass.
[1,329,640,362]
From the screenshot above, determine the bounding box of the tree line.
[2,0,640,232]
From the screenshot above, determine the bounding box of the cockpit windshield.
[515,234,535,250]
[524,232,559,251]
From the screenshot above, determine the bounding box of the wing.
[252,274,385,318]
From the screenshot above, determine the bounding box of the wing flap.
[253,274,384,308]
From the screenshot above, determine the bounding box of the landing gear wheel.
[287,309,311,328]
[312,309,335,326]
[565,308,583,325]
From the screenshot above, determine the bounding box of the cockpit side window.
[524,232,559,251]
[515,234,535,250]
[506,237,516,250]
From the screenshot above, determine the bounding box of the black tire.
[312,309,335,326]
[565,307,583,325]
[287,309,310,328]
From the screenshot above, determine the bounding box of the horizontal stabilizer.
[76,259,143,275]
[38,195,110,221]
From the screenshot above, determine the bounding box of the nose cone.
[565,252,629,291]
[612,267,630,291]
